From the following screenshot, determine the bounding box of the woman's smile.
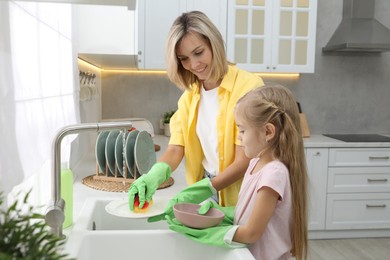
[176,31,213,81]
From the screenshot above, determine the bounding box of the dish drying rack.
[82,120,173,192]
[82,143,173,192]
[93,162,135,183]
[92,146,150,184]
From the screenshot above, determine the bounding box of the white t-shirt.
[196,86,219,177]
[234,158,292,260]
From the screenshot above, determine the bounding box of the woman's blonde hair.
[165,11,228,90]
[236,83,308,260]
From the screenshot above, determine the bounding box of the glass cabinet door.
[273,0,316,72]
[227,0,317,73]
[227,0,273,72]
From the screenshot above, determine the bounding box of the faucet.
[45,121,132,237]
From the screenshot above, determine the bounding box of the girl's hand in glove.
[165,215,246,248]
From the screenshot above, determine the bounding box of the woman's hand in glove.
[128,162,171,210]
[166,215,246,248]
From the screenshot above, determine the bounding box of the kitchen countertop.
[303,134,390,148]
[70,134,390,229]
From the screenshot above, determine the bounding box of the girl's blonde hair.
[237,83,308,260]
[165,11,228,90]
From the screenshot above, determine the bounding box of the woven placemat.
[82,175,175,193]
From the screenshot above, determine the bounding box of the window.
[0,1,79,208]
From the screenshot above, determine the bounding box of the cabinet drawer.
[328,167,390,193]
[326,193,390,230]
[329,148,390,167]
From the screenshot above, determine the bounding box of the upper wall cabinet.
[76,5,136,55]
[227,0,317,73]
[138,0,227,70]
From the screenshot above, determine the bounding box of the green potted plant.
[163,110,176,137]
[0,190,72,260]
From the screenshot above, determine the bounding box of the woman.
[129,11,264,212]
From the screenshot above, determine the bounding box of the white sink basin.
[65,230,254,260]
[64,198,255,260]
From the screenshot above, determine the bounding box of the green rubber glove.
[198,201,235,225]
[148,178,216,222]
[166,215,246,248]
[128,162,171,210]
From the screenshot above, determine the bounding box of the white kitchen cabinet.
[76,5,136,55]
[328,148,390,167]
[328,167,390,193]
[138,0,227,70]
[227,0,317,73]
[325,148,390,231]
[137,0,184,70]
[305,148,328,231]
[326,193,390,230]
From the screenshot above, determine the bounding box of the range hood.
[323,0,390,52]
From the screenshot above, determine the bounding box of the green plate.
[125,130,139,178]
[115,131,129,177]
[105,130,120,176]
[95,131,110,174]
[134,131,156,175]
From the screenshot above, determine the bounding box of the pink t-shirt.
[234,158,292,260]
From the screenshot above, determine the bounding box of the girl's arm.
[211,145,250,191]
[233,187,279,244]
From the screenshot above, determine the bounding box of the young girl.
[167,84,308,260]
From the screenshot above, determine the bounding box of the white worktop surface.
[303,134,390,148]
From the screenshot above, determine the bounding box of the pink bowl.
[173,203,224,229]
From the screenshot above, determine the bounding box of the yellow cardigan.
[169,65,264,206]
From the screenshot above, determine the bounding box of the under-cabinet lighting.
[254,73,300,78]
[78,58,300,77]
[77,58,166,74]
[101,69,167,74]
[78,58,101,70]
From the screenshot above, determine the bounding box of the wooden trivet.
[82,175,174,193]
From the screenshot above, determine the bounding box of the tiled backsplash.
[101,73,182,135]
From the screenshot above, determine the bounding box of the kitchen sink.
[65,230,254,260]
[63,198,255,260]
[323,134,390,142]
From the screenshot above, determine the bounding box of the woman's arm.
[158,144,184,172]
[211,145,250,191]
[233,187,279,244]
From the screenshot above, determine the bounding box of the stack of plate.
[95,130,156,178]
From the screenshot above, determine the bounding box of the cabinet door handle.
[367,178,388,183]
[366,204,386,208]
[369,156,390,160]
